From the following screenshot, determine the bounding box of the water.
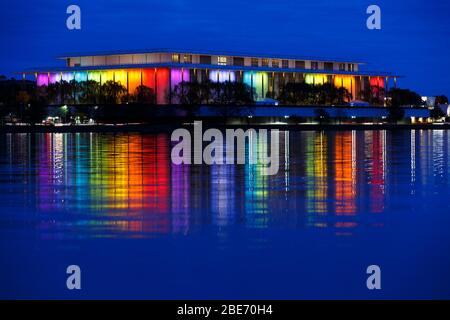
[0,129,449,299]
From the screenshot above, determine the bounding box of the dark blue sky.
[1,0,449,96]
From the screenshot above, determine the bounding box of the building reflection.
[211,164,236,227]
[244,130,269,229]
[304,131,329,228]
[367,131,386,214]
[334,131,356,215]
[171,163,190,235]
[1,128,431,240]
[36,133,67,212]
[332,131,356,236]
[35,133,170,237]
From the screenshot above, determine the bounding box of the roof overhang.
[57,48,366,65]
[20,63,400,78]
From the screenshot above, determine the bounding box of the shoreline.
[1,123,449,133]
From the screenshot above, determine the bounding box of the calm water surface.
[0,129,449,299]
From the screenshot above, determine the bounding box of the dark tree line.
[0,76,46,124]
[386,88,424,123]
[172,81,255,118]
[44,80,156,105]
[1,73,446,125]
[387,88,423,107]
[172,80,254,105]
[0,77,157,124]
[277,82,352,105]
[173,80,353,106]
[360,85,385,105]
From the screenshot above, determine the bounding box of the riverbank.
[1,122,449,133]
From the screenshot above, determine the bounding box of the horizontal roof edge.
[57,48,366,64]
[20,63,400,77]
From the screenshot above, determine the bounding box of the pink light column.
[37,74,49,86]
[170,69,190,92]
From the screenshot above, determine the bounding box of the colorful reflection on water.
[1,129,450,299]
[1,130,448,240]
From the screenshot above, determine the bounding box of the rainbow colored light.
[209,70,236,83]
[334,75,355,98]
[37,68,171,104]
[370,76,385,88]
[305,74,329,85]
[243,72,269,100]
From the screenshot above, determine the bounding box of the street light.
[60,105,68,123]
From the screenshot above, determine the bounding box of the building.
[24,49,398,105]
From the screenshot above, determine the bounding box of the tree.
[431,95,449,119]
[435,95,449,105]
[430,106,445,119]
[173,81,204,105]
[278,82,351,105]
[1,77,37,122]
[213,81,253,105]
[278,82,314,105]
[134,85,156,104]
[24,89,48,125]
[359,84,386,105]
[42,80,100,104]
[314,83,351,105]
[50,79,81,104]
[385,88,422,123]
[16,91,30,105]
[388,88,422,107]
[172,81,254,120]
[173,81,253,106]
[70,80,80,103]
[79,80,101,104]
[100,81,127,104]
[172,81,210,116]
[228,82,254,105]
[387,106,405,123]
[45,82,60,104]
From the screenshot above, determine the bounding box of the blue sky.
[1,0,449,96]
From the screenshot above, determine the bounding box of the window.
[282,60,289,68]
[218,56,227,66]
[348,64,354,72]
[324,62,333,70]
[183,54,192,63]
[200,55,212,64]
[272,59,280,68]
[295,60,305,69]
[311,61,319,70]
[251,58,259,67]
[339,63,346,71]
[262,58,269,67]
[233,57,244,66]
[172,54,180,63]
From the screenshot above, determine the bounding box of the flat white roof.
[58,48,366,64]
